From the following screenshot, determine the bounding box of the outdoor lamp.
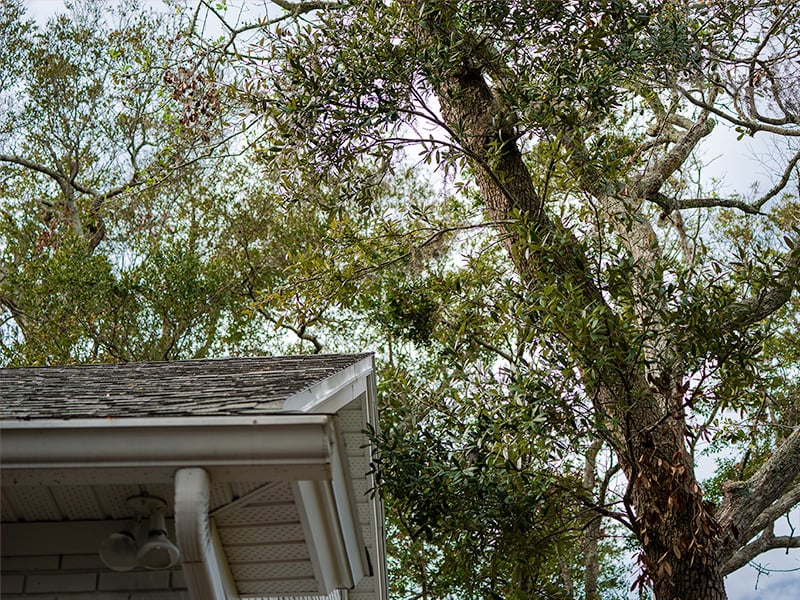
[99,527,139,572]
[98,495,180,571]
[137,511,181,570]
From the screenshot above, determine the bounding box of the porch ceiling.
[2,480,321,596]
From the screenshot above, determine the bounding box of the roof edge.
[0,415,334,477]
[283,355,374,414]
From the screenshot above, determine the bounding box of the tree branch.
[717,425,800,562]
[723,527,800,576]
[635,106,716,200]
[0,153,70,188]
[649,144,800,217]
[271,0,342,13]
[679,84,800,137]
[719,244,800,332]
[253,302,324,353]
[651,194,765,215]
[740,480,800,548]
[752,146,800,210]
[0,153,134,203]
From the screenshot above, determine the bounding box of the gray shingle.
[0,354,371,420]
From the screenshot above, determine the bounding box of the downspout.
[175,468,238,600]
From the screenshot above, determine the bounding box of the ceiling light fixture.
[138,511,181,570]
[99,495,181,572]
[99,526,138,572]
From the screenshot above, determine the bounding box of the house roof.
[0,353,372,420]
[0,354,386,600]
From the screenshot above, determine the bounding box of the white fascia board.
[292,416,369,595]
[365,365,389,600]
[0,415,334,478]
[283,356,373,414]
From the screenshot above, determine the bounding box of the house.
[0,353,387,600]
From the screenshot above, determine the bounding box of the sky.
[19,1,800,597]
[726,550,800,600]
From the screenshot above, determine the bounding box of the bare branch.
[650,193,766,215]
[723,527,800,576]
[717,425,800,562]
[195,0,302,55]
[679,85,800,137]
[744,9,791,126]
[752,146,800,210]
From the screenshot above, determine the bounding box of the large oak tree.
[200,1,800,598]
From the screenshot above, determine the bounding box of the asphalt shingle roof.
[0,353,371,420]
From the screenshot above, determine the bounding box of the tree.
[0,0,231,362]
[0,0,447,365]
[4,1,800,598]
[192,0,800,598]
[0,0,318,363]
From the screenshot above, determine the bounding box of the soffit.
[0,354,384,600]
[1,481,323,597]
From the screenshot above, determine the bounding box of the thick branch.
[583,439,603,600]
[0,153,70,188]
[720,244,800,332]
[717,426,800,562]
[636,108,716,200]
[0,153,131,201]
[746,482,800,541]
[271,0,341,13]
[652,194,764,215]
[723,528,800,576]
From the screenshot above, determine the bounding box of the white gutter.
[0,415,335,486]
[175,467,238,600]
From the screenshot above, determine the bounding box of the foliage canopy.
[2,1,800,599]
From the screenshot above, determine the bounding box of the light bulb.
[99,529,138,572]
[137,512,180,570]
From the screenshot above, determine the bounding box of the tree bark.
[401,3,730,598]
[583,441,602,600]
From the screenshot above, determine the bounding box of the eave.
[1,354,384,600]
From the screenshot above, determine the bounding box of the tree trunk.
[631,447,728,600]
[652,562,727,600]
[402,3,731,598]
[582,441,601,600]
